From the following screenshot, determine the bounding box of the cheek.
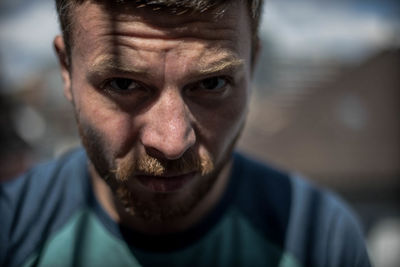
[218,96,247,140]
[72,82,136,157]
[90,111,134,157]
[197,90,248,160]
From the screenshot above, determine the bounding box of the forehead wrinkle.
[110,20,237,42]
[89,2,237,39]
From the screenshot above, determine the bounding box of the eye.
[108,78,140,92]
[199,77,228,91]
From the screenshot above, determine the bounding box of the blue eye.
[199,77,227,91]
[109,78,138,91]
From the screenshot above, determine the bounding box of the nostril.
[144,145,187,160]
[144,146,166,160]
[141,127,196,161]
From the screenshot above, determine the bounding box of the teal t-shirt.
[0,149,371,266]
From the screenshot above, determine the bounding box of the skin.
[54,1,256,234]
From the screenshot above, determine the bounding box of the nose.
[140,90,196,160]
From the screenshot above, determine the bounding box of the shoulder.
[231,153,371,267]
[288,174,371,267]
[0,148,88,213]
[0,148,90,267]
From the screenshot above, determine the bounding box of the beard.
[78,119,240,223]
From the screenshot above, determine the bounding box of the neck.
[90,160,232,234]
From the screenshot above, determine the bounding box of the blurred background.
[0,0,399,266]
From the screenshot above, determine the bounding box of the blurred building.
[239,48,400,229]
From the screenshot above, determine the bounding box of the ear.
[54,35,73,102]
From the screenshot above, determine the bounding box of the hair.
[55,0,264,59]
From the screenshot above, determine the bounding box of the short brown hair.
[55,0,264,58]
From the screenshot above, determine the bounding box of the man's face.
[58,1,253,222]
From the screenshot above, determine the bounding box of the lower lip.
[137,173,196,193]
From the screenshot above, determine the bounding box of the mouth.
[136,172,197,193]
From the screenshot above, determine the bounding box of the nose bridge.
[141,88,195,159]
[158,90,189,138]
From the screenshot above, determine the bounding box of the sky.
[0,0,399,90]
[260,0,399,61]
[0,0,60,89]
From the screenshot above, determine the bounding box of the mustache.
[112,150,214,181]
[78,119,215,184]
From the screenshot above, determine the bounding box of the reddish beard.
[77,119,229,222]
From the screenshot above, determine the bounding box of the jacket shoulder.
[286,174,371,267]
[0,148,90,267]
[232,153,370,266]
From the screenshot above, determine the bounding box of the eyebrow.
[87,55,151,79]
[197,56,244,76]
[87,54,244,81]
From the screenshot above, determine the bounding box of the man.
[0,0,371,266]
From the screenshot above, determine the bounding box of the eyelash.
[189,76,233,91]
[100,78,147,95]
[99,75,233,96]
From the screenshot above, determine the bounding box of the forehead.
[69,1,251,52]
[67,0,253,85]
